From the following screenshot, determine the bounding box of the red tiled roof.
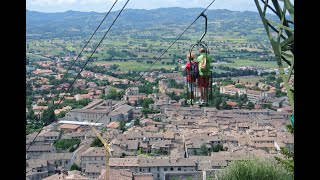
[107,122,119,129]
[59,124,80,130]
[226,101,238,107]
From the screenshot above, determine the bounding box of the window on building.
[170,167,174,171]
[157,167,159,171]
[178,167,181,171]
[140,168,142,172]
[164,168,167,171]
[148,168,150,172]
[157,174,160,178]
[65,161,68,164]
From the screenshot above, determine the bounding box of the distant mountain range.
[26,8,278,39]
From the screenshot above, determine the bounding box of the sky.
[26,0,260,13]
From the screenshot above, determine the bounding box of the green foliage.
[134,118,141,126]
[26,121,42,135]
[70,163,80,171]
[54,139,80,150]
[141,108,160,115]
[121,152,127,158]
[168,79,184,89]
[41,105,56,124]
[266,74,276,82]
[286,124,294,134]
[274,124,294,174]
[199,144,209,156]
[137,148,142,155]
[276,89,287,97]
[193,149,197,155]
[263,103,272,109]
[212,144,223,152]
[142,98,154,108]
[90,137,104,147]
[106,88,118,100]
[166,91,181,101]
[69,146,76,152]
[27,109,36,120]
[237,101,243,109]
[78,98,92,106]
[246,102,254,110]
[187,177,192,180]
[106,88,124,100]
[138,84,154,94]
[216,158,293,180]
[235,84,245,88]
[57,111,66,119]
[60,98,92,109]
[118,121,127,132]
[275,147,294,173]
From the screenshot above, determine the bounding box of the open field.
[223,58,278,69]
[26,53,50,60]
[231,76,266,84]
[93,60,176,71]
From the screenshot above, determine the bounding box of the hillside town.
[26,57,293,180]
[26,2,294,179]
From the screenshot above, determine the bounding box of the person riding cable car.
[185,52,199,104]
[197,47,213,104]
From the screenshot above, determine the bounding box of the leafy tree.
[106,88,118,100]
[275,124,294,174]
[199,144,209,156]
[239,94,248,103]
[237,101,243,109]
[57,111,66,119]
[216,158,293,180]
[121,152,127,158]
[213,98,222,109]
[247,102,254,110]
[134,118,141,126]
[276,76,283,84]
[118,121,127,132]
[266,74,276,82]
[276,89,286,97]
[116,91,125,100]
[235,84,245,88]
[193,149,197,155]
[70,163,80,171]
[142,98,154,108]
[27,109,36,120]
[78,98,92,106]
[69,146,76,152]
[212,144,223,152]
[54,139,80,150]
[90,137,104,147]
[137,148,142,155]
[41,105,56,124]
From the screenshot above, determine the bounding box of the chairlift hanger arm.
[198,12,208,42]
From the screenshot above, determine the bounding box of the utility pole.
[254,0,294,126]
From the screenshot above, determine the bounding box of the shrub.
[216,158,293,180]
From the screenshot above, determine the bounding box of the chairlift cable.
[26,0,130,153]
